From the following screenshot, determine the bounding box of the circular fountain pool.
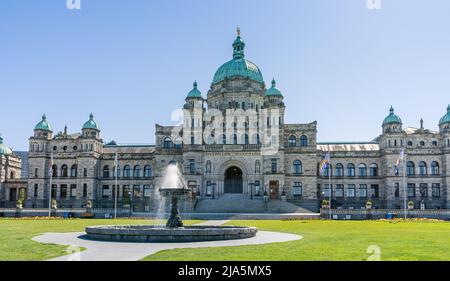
[85,225,257,242]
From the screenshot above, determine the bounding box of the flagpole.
[48,151,53,217]
[328,164,332,220]
[114,152,118,219]
[403,153,407,219]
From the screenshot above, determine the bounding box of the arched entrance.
[224,166,243,194]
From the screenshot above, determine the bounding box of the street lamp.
[197,184,201,196]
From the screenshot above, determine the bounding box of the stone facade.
[1,31,450,213]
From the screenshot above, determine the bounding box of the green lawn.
[0,218,201,261]
[143,220,450,261]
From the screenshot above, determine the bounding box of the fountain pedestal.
[166,196,183,228]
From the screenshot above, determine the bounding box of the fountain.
[85,163,257,242]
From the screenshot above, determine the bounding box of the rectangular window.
[432,183,440,198]
[370,184,379,198]
[419,183,428,198]
[206,181,212,196]
[83,184,88,197]
[407,183,415,197]
[143,185,152,198]
[84,168,87,177]
[189,159,196,174]
[70,184,77,198]
[347,184,355,198]
[60,185,67,198]
[271,159,277,173]
[123,185,131,198]
[112,185,119,198]
[102,185,110,198]
[293,182,302,197]
[323,184,332,197]
[133,185,141,198]
[255,181,260,196]
[34,184,39,197]
[335,184,344,197]
[394,183,400,198]
[51,184,57,198]
[359,184,367,198]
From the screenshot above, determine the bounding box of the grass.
[142,219,450,261]
[0,218,201,261]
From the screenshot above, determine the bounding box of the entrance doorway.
[224,166,243,193]
[269,181,279,199]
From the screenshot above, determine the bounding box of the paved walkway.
[32,221,302,261]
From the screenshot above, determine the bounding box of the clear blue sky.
[1,0,449,150]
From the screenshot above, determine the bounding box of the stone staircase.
[193,194,314,214]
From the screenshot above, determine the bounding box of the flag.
[319,152,331,175]
[394,149,405,176]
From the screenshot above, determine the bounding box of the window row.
[406,161,440,176]
[393,183,441,198]
[43,183,89,198]
[319,163,379,177]
[321,184,379,198]
[288,135,308,147]
[103,165,153,178]
[101,185,153,198]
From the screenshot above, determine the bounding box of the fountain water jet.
[85,162,257,242]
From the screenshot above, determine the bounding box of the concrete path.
[194,220,230,226]
[32,221,302,261]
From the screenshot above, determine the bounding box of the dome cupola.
[0,134,13,156]
[82,113,100,131]
[438,104,450,126]
[186,81,202,99]
[383,106,402,125]
[34,114,52,132]
[265,78,283,97]
[212,28,264,84]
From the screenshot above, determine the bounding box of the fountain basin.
[85,225,258,242]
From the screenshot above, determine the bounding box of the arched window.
[144,165,152,177]
[123,165,131,178]
[431,161,439,175]
[70,164,78,177]
[61,164,68,177]
[335,163,344,177]
[133,165,141,178]
[255,160,261,174]
[419,161,427,176]
[242,134,249,144]
[253,134,260,144]
[347,164,355,177]
[293,160,302,175]
[52,165,58,177]
[407,161,415,176]
[10,171,15,179]
[205,160,211,174]
[300,135,308,147]
[323,164,332,177]
[288,135,296,147]
[232,134,238,144]
[163,137,173,149]
[103,165,110,178]
[358,164,367,177]
[220,134,226,144]
[370,163,378,177]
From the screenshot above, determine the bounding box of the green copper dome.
[265,78,283,97]
[383,106,402,125]
[186,81,202,99]
[439,104,450,126]
[82,113,100,130]
[0,135,13,156]
[212,29,264,84]
[34,114,52,132]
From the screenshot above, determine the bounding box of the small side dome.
[438,104,450,126]
[383,106,402,125]
[34,114,52,132]
[186,81,202,99]
[82,113,100,130]
[0,135,13,156]
[265,78,283,97]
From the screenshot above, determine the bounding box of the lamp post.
[197,184,200,196]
